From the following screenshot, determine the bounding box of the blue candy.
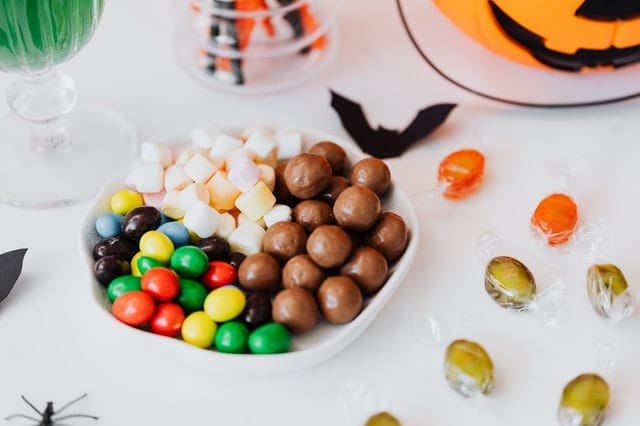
[95,213,124,238]
[160,213,171,226]
[157,221,190,247]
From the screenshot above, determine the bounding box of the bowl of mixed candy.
[80,125,418,373]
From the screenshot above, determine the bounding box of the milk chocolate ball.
[282,254,325,292]
[341,247,388,294]
[273,288,320,334]
[317,276,363,324]
[293,199,335,233]
[263,221,307,264]
[306,225,353,268]
[319,176,349,206]
[333,186,382,232]
[351,157,391,196]
[237,253,281,291]
[283,153,332,199]
[364,212,409,262]
[308,141,347,175]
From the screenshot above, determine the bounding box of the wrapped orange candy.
[531,193,578,246]
[438,149,485,199]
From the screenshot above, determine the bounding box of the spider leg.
[20,395,44,416]
[4,413,41,422]
[52,393,88,415]
[52,414,99,421]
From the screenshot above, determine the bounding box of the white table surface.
[1,1,640,425]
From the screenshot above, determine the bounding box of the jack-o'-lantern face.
[434,0,640,71]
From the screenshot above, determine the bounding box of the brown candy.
[333,186,382,232]
[308,141,347,175]
[319,176,349,206]
[364,212,409,262]
[283,153,332,199]
[237,253,281,291]
[317,276,363,324]
[273,162,297,206]
[350,157,391,196]
[272,287,320,334]
[293,199,335,233]
[282,254,325,292]
[262,221,307,264]
[306,225,353,268]
[341,247,388,294]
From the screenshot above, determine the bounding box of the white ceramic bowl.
[78,128,419,374]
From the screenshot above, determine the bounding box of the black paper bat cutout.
[329,90,457,158]
[5,393,98,425]
[0,248,27,305]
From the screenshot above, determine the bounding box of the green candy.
[558,374,610,426]
[444,339,494,397]
[107,275,141,302]
[586,264,634,319]
[137,256,164,274]
[248,323,292,354]
[177,278,208,313]
[365,412,401,426]
[485,256,536,311]
[215,321,250,354]
[170,246,209,278]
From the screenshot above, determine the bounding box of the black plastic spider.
[5,393,98,425]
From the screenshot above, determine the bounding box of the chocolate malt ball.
[306,225,352,268]
[272,287,320,334]
[341,247,388,294]
[262,221,307,264]
[333,186,381,232]
[350,157,391,196]
[293,199,335,233]
[282,254,325,292]
[308,141,347,175]
[283,153,332,199]
[317,276,363,324]
[237,253,281,291]
[364,212,409,262]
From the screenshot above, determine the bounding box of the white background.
[1,1,640,425]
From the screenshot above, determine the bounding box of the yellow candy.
[111,189,144,215]
[181,311,217,348]
[139,231,175,263]
[130,252,143,277]
[234,181,276,221]
[204,286,246,322]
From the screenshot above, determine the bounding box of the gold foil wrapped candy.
[485,256,536,310]
[444,339,494,397]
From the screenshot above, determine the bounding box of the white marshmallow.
[184,152,216,183]
[179,182,210,211]
[227,222,266,256]
[243,132,276,160]
[257,164,276,192]
[238,213,266,229]
[214,213,236,239]
[161,190,184,219]
[133,162,164,193]
[143,191,165,209]
[183,201,221,238]
[209,134,243,168]
[263,204,292,228]
[164,165,192,192]
[190,125,220,150]
[241,126,273,139]
[274,129,302,160]
[140,141,173,168]
[227,156,261,192]
[175,148,197,166]
[225,148,252,171]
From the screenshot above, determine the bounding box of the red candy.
[141,267,180,302]
[150,303,185,337]
[201,261,237,290]
[112,291,156,326]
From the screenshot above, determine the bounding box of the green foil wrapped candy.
[444,339,494,397]
[558,374,610,426]
[485,256,536,310]
[586,264,634,319]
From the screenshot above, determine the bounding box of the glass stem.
[6,70,77,152]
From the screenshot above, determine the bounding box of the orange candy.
[531,193,578,246]
[438,149,485,199]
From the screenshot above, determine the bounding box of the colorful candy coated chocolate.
[438,149,485,199]
[181,311,217,348]
[177,278,208,313]
[110,189,144,215]
[130,252,143,277]
[157,221,190,247]
[444,339,494,397]
[248,322,292,354]
[170,246,209,278]
[112,291,156,326]
[141,267,180,302]
[139,230,175,263]
[215,321,250,354]
[204,286,246,323]
[558,374,609,426]
[201,261,237,290]
[531,193,578,246]
[136,255,164,275]
[107,275,142,302]
[150,303,185,337]
[95,213,124,239]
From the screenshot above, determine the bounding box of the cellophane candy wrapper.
[340,381,393,425]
